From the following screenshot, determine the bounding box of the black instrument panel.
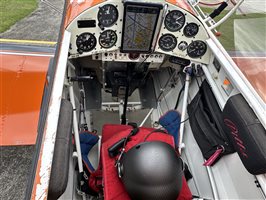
[187,40,207,58]
[183,23,199,37]
[164,10,186,32]
[158,34,177,52]
[99,30,117,49]
[97,4,119,27]
[76,33,97,53]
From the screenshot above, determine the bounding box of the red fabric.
[88,124,131,192]
[101,125,192,200]
[177,176,192,200]
[88,168,102,192]
[102,124,131,143]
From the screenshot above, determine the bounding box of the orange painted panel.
[64,0,195,28]
[166,0,195,14]
[0,53,51,145]
[233,57,266,103]
[65,0,106,27]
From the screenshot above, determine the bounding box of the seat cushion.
[102,124,131,143]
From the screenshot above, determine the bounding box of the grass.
[0,0,38,33]
[201,7,266,51]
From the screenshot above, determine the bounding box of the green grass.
[201,7,266,51]
[0,0,38,33]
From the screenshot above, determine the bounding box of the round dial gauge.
[187,40,207,58]
[76,33,97,53]
[99,30,117,48]
[178,41,188,51]
[183,23,199,37]
[164,10,186,32]
[158,34,177,51]
[98,4,118,27]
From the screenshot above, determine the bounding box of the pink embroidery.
[224,119,248,158]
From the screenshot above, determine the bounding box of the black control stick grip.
[108,128,139,157]
[128,127,139,137]
[209,2,228,19]
[108,138,127,158]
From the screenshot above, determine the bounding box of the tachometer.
[187,40,207,58]
[99,30,117,48]
[76,33,97,53]
[183,23,199,37]
[164,10,186,32]
[98,4,118,27]
[158,34,177,51]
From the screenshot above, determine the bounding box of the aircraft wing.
[0,43,55,146]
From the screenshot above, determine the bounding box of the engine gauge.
[187,40,207,58]
[98,4,118,27]
[158,34,177,52]
[164,10,186,32]
[99,30,117,48]
[183,23,199,37]
[76,32,97,53]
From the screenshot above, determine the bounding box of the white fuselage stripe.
[0,51,54,57]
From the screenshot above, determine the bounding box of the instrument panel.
[76,32,97,53]
[164,10,186,32]
[98,4,119,28]
[99,30,117,49]
[158,34,177,52]
[66,0,211,64]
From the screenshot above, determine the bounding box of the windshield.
[200,0,266,101]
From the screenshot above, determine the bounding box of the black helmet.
[118,141,183,200]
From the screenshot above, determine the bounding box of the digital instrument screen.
[121,3,162,53]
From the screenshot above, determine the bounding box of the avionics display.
[121,3,162,53]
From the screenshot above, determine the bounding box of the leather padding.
[223,94,266,175]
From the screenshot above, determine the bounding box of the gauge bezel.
[76,32,97,53]
[158,34,177,52]
[183,22,199,38]
[97,4,119,28]
[164,10,186,32]
[187,40,207,58]
[99,30,117,49]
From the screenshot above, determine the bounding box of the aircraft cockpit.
[66,0,211,99]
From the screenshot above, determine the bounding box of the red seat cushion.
[102,124,131,143]
[101,125,192,200]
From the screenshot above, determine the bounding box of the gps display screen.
[121,3,161,53]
